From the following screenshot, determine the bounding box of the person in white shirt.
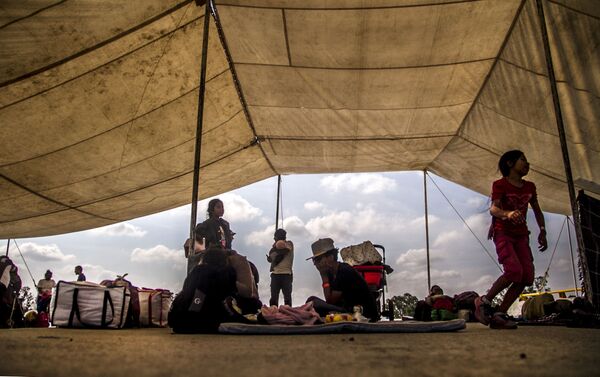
[36,269,56,313]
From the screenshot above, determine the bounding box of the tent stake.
[535,0,591,302]
[189,0,212,266]
[424,170,431,290]
[275,175,282,229]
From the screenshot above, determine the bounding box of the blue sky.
[3,172,580,305]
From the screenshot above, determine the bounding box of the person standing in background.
[74,265,86,282]
[267,228,294,306]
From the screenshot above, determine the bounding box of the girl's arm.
[490,199,523,223]
[530,199,548,251]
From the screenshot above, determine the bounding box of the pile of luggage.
[50,275,172,329]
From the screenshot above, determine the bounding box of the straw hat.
[307,238,336,260]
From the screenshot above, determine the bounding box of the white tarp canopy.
[0,0,598,238]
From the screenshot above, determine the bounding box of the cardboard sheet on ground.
[218,319,465,335]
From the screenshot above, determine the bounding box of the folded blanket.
[260,302,322,325]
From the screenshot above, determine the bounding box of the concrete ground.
[1,323,599,377]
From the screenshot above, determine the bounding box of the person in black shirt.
[306,238,378,321]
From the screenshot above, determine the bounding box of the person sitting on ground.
[267,228,294,307]
[74,265,86,282]
[188,221,262,314]
[37,269,56,313]
[414,285,448,321]
[169,247,238,333]
[306,238,379,321]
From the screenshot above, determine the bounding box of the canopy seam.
[0,173,119,222]
[0,68,231,168]
[215,0,482,11]
[211,1,278,175]
[0,0,67,30]
[476,101,600,154]
[457,134,568,183]
[233,58,493,71]
[0,0,196,88]
[547,0,600,20]
[0,110,245,193]
[0,13,203,108]
[0,137,259,224]
[261,134,454,142]
[246,100,473,112]
[428,0,527,170]
[498,58,600,101]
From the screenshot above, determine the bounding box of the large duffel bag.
[138,288,172,327]
[50,281,130,328]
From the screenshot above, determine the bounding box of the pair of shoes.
[490,312,518,329]
[474,296,494,326]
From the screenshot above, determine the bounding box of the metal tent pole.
[275,175,282,229]
[5,239,9,256]
[535,0,590,302]
[424,170,431,290]
[566,217,579,296]
[189,0,212,264]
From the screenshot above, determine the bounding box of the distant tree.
[18,286,35,312]
[523,276,550,294]
[390,293,419,318]
[492,276,550,307]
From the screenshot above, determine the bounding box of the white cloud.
[131,245,184,267]
[433,230,464,248]
[304,207,431,245]
[200,193,262,222]
[467,196,488,209]
[395,248,443,268]
[304,201,324,211]
[18,242,75,262]
[90,222,147,238]
[246,216,309,247]
[320,173,397,194]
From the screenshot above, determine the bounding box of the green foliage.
[492,276,550,307]
[390,292,419,318]
[18,286,35,312]
[523,276,550,294]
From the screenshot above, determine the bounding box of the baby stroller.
[340,242,394,320]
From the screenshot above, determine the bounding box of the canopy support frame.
[535,0,591,302]
[189,0,212,257]
[275,175,282,229]
[424,170,431,291]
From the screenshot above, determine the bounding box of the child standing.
[475,150,548,329]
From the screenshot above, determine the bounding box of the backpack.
[431,295,454,311]
[521,293,554,320]
[454,291,479,311]
[0,256,23,328]
[168,263,238,333]
[100,274,140,327]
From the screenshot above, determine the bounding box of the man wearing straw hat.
[306,238,378,321]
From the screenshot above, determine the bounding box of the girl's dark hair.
[207,198,223,218]
[498,150,524,177]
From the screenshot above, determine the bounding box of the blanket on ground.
[218,319,466,335]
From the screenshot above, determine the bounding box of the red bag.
[432,295,454,311]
